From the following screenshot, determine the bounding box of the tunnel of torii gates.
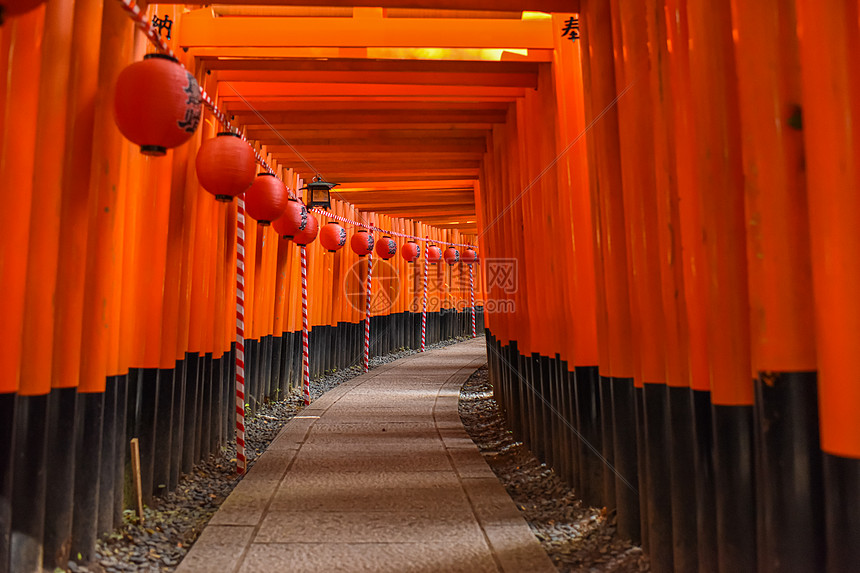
[0,0,859,571]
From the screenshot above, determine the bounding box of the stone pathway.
[176,338,556,573]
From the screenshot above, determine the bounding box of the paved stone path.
[176,338,555,573]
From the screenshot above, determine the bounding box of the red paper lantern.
[245,173,287,226]
[273,198,308,238]
[427,246,442,263]
[0,0,45,23]
[462,248,478,264]
[320,222,347,252]
[444,247,460,265]
[113,54,201,156]
[351,230,374,257]
[195,132,256,202]
[375,236,397,260]
[401,241,421,263]
[293,211,319,246]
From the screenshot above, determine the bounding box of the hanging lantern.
[320,222,347,252]
[444,247,460,265]
[245,173,287,226]
[293,211,319,246]
[195,132,256,202]
[273,198,308,239]
[427,245,442,263]
[300,175,340,211]
[0,0,46,24]
[461,247,478,264]
[401,241,421,263]
[113,54,202,156]
[375,236,397,260]
[351,230,374,256]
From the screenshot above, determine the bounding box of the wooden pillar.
[794,2,860,571]
[687,1,757,570]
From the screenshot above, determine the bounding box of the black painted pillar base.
[153,369,174,498]
[0,393,15,573]
[42,387,78,570]
[98,378,117,535]
[137,368,158,506]
[113,374,128,529]
[599,375,616,510]
[271,335,283,398]
[262,335,274,399]
[634,385,649,552]
[563,366,577,488]
[755,371,824,572]
[554,357,570,485]
[692,389,718,573]
[199,353,213,461]
[124,370,140,512]
[712,403,756,573]
[575,366,603,508]
[643,383,672,571]
[70,391,104,564]
[667,386,698,572]
[181,355,199,475]
[531,353,546,464]
[10,394,49,572]
[612,377,640,544]
[169,362,185,492]
[823,452,860,573]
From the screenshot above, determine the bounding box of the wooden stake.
[130,438,144,522]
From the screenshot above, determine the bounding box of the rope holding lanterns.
[470,264,476,338]
[421,240,429,352]
[300,246,310,406]
[196,132,257,202]
[463,246,478,338]
[234,198,247,475]
[113,54,202,156]
[364,252,373,372]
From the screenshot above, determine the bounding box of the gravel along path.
[458,365,650,573]
[68,337,470,573]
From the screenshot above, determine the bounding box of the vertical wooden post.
[731,2,824,571]
[687,1,757,571]
[645,1,697,569]
[794,2,860,571]
[3,8,46,572]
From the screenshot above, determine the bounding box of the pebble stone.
[77,338,469,573]
[458,366,651,573]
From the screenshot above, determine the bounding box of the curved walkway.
[176,338,554,573]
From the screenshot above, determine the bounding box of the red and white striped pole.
[421,243,428,352]
[364,253,373,372]
[469,263,476,338]
[235,198,247,474]
[301,245,310,406]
